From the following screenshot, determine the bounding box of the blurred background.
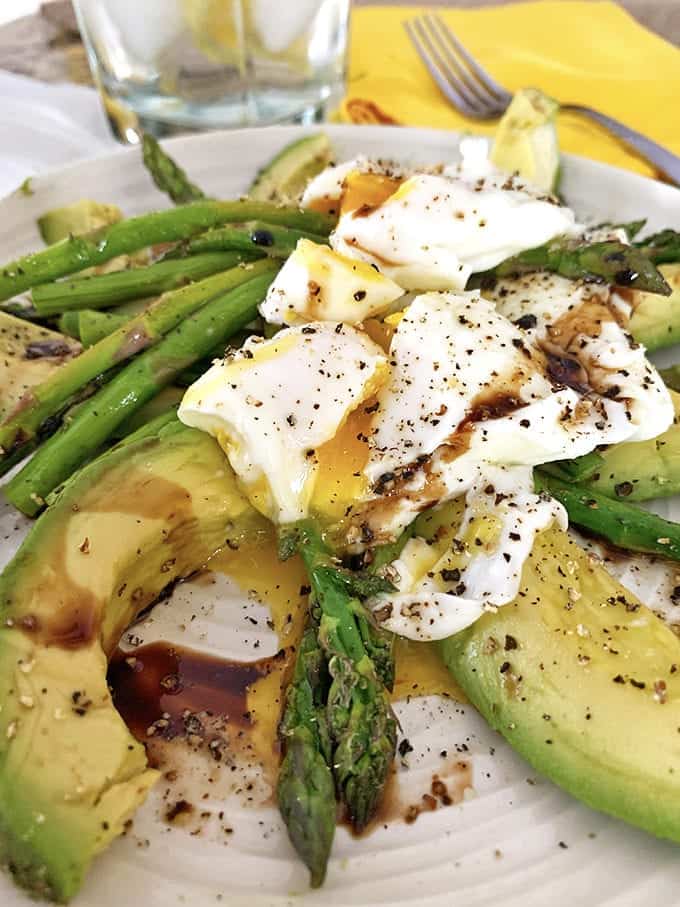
[0,0,678,77]
[2,0,680,34]
[0,0,677,195]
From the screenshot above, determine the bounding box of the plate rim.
[4,122,680,211]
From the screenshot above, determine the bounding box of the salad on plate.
[2,91,680,902]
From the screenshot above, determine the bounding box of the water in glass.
[73,0,350,140]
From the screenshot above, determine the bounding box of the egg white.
[259,239,403,325]
[178,322,387,524]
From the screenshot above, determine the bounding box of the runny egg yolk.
[339,170,404,217]
[360,317,396,352]
[311,398,374,522]
[392,639,467,703]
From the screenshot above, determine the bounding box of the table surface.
[0,0,677,87]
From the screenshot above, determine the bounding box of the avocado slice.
[437,522,680,845]
[0,311,80,423]
[0,422,252,901]
[36,201,146,278]
[249,133,332,204]
[37,200,123,246]
[490,87,560,192]
[583,389,680,501]
[629,262,680,351]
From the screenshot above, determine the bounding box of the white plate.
[2,125,680,907]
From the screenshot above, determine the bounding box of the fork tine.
[417,16,493,116]
[431,14,512,105]
[404,20,483,118]
[421,15,502,114]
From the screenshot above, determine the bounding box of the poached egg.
[179,322,387,524]
[330,154,575,291]
[259,238,403,326]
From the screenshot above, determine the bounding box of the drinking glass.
[72,0,351,142]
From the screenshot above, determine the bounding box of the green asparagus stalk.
[142,134,206,204]
[113,297,153,317]
[362,522,415,576]
[477,239,671,295]
[112,386,184,439]
[43,409,181,510]
[615,219,647,241]
[181,222,328,259]
[173,336,247,388]
[590,220,647,241]
[0,201,334,302]
[0,260,274,474]
[536,472,680,560]
[636,229,680,265]
[539,450,604,484]
[77,310,129,347]
[277,626,336,888]
[31,250,254,315]
[57,310,82,340]
[5,268,276,516]
[290,521,397,832]
[277,524,407,882]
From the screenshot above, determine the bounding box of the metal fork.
[405,13,680,185]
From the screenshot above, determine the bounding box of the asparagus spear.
[31,250,254,315]
[113,296,153,317]
[42,408,182,511]
[615,219,647,241]
[180,222,328,259]
[361,522,415,576]
[172,334,252,389]
[277,524,410,881]
[0,201,334,302]
[539,450,604,483]
[142,134,206,204]
[277,626,336,888]
[77,310,129,347]
[57,310,82,340]
[5,268,276,516]
[289,522,397,832]
[636,229,680,265]
[477,239,671,295]
[536,472,680,560]
[72,307,224,351]
[112,386,184,438]
[0,261,274,474]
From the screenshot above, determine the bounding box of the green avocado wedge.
[37,200,122,246]
[249,133,332,204]
[0,422,252,902]
[0,311,80,423]
[629,263,680,351]
[439,524,680,846]
[582,390,680,502]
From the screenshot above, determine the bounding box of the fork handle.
[563,104,680,185]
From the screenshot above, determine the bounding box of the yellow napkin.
[342,1,680,179]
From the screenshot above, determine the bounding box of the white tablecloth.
[0,70,116,198]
